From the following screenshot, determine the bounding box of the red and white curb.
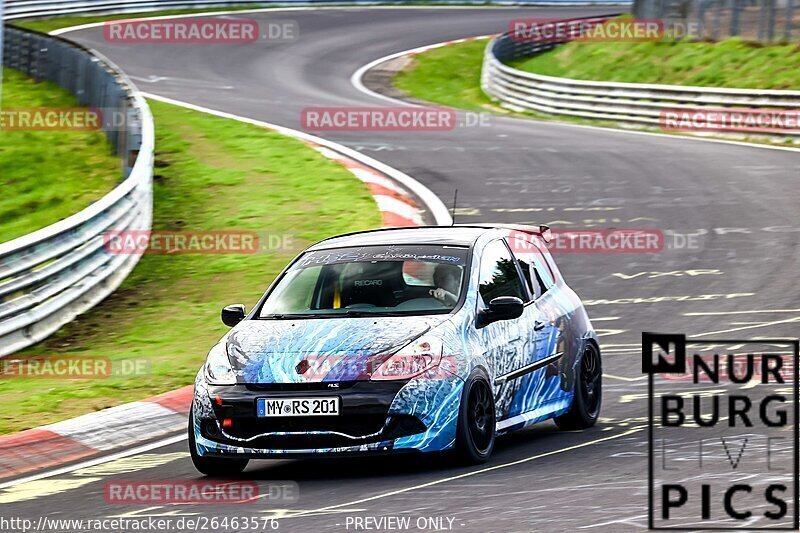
[0,386,193,480]
[0,93,449,482]
[308,142,424,227]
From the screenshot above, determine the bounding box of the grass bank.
[393,35,800,123]
[394,38,494,112]
[509,39,800,90]
[0,68,120,243]
[0,99,381,434]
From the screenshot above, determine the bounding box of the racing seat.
[340,262,404,308]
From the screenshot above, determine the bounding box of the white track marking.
[141,92,452,225]
[0,434,186,490]
[692,316,800,337]
[279,426,646,519]
[605,374,645,382]
[685,309,800,316]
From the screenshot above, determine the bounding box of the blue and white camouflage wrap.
[191,228,598,457]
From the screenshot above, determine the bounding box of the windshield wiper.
[259,310,424,319]
[258,312,367,319]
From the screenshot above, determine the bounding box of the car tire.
[555,342,602,431]
[455,370,496,464]
[188,403,249,476]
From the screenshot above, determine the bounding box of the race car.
[189,224,601,474]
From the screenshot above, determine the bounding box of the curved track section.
[4,7,799,531]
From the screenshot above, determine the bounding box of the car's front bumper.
[191,371,464,457]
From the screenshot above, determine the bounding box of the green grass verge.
[394,38,495,112]
[0,68,120,244]
[392,35,800,146]
[509,39,800,90]
[395,35,800,104]
[0,99,381,434]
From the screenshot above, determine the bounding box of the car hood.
[225,316,446,384]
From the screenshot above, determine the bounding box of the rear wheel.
[455,372,496,464]
[555,343,602,430]
[188,404,249,476]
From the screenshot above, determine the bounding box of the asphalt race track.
[5,7,800,532]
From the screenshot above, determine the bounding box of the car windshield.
[258,244,469,318]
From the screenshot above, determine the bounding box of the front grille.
[202,415,426,450]
[234,414,388,436]
[203,381,420,450]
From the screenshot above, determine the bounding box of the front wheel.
[455,371,496,464]
[555,342,602,430]
[188,404,249,476]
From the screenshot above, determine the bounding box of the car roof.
[306,224,547,251]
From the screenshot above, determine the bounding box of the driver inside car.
[429,264,461,306]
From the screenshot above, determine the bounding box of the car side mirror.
[221,304,246,327]
[478,296,524,327]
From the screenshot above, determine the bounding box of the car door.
[504,236,565,418]
[474,239,528,421]
[513,237,560,368]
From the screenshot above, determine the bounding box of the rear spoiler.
[453,223,552,244]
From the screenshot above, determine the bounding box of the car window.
[516,257,547,300]
[510,236,556,291]
[258,244,468,318]
[477,240,527,305]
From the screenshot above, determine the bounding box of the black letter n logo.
[643,332,686,374]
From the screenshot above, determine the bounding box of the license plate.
[256,397,340,417]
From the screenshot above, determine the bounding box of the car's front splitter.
[192,371,464,457]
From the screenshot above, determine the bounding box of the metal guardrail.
[0,26,154,356]
[482,17,800,136]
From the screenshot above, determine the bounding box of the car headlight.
[204,343,236,385]
[370,336,444,381]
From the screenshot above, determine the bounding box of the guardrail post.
[766,0,777,41]
[731,0,742,35]
[785,0,796,40]
[712,0,723,39]
[697,0,707,39]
